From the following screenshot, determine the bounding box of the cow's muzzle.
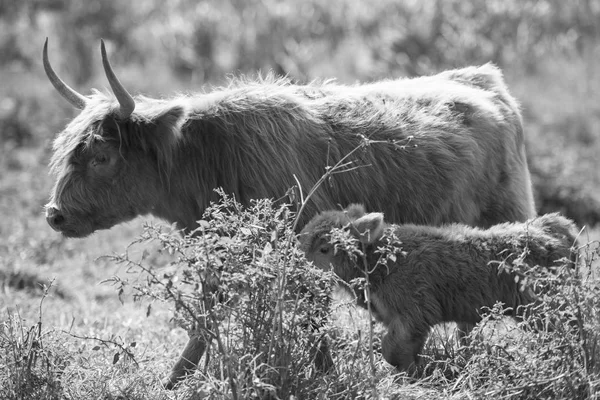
[46,206,66,232]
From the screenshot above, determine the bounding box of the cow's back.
[294,64,535,228]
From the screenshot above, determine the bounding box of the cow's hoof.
[162,374,181,390]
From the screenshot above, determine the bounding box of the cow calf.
[299,205,579,372]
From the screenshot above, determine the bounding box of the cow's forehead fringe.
[50,91,112,174]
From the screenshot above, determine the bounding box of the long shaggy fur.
[47,64,534,238]
[299,205,579,372]
[46,63,536,385]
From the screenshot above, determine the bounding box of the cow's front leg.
[164,271,222,389]
[163,332,208,389]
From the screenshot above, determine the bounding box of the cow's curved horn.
[43,38,87,110]
[100,39,135,119]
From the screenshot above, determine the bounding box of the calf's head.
[43,39,183,237]
[299,204,386,272]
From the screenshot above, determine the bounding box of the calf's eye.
[319,246,330,255]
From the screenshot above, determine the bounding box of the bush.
[108,190,600,399]
[112,193,338,398]
[450,240,600,399]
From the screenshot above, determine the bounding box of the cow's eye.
[94,152,109,164]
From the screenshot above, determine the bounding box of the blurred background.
[1,0,599,307]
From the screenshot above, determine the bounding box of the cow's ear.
[155,105,186,146]
[351,212,384,244]
[148,105,186,172]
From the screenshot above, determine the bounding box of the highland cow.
[299,205,579,372]
[43,39,535,386]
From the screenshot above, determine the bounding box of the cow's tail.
[442,64,524,142]
[442,64,537,223]
[441,64,510,98]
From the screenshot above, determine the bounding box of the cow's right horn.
[43,38,87,109]
[100,39,135,119]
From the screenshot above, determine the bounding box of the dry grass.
[2,1,600,399]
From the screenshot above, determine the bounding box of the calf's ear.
[345,204,366,220]
[352,212,385,244]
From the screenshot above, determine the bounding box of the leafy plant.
[111,194,335,398]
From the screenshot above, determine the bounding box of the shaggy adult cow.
[43,39,535,387]
[299,204,579,373]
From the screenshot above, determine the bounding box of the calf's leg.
[381,318,428,374]
[311,334,334,372]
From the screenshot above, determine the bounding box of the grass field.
[1,1,600,399]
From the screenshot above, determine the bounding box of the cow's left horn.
[100,39,135,119]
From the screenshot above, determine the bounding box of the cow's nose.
[46,207,65,231]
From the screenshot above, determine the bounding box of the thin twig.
[64,331,139,367]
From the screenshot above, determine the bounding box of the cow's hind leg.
[455,322,475,346]
[381,318,428,374]
[478,156,537,228]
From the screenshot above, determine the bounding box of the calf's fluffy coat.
[299,205,578,372]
